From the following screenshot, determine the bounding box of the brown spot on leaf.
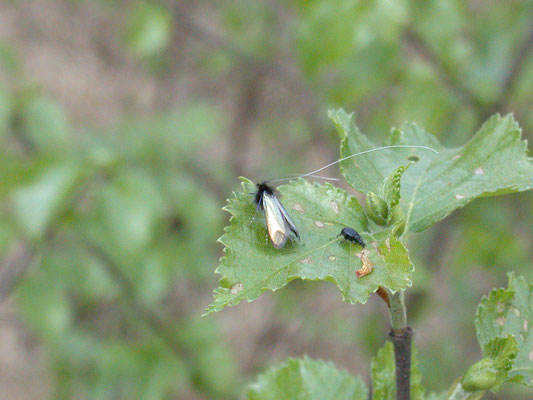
[355,250,374,278]
[475,167,484,175]
[496,316,506,326]
[293,202,305,213]
[330,200,339,214]
[299,257,312,264]
[496,302,505,313]
[453,154,462,160]
[314,221,325,228]
[328,255,336,261]
[455,194,466,200]
[524,320,529,332]
[230,283,244,294]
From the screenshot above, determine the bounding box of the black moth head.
[255,181,275,210]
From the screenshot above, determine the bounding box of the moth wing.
[274,195,299,239]
[263,194,289,249]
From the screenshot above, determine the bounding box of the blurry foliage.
[1,56,238,397]
[0,0,532,399]
[125,2,172,58]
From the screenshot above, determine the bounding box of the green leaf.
[245,357,368,400]
[125,2,172,57]
[366,191,388,226]
[380,163,412,212]
[109,102,222,165]
[86,169,166,262]
[377,162,411,231]
[426,392,447,400]
[20,96,70,153]
[16,259,73,340]
[330,109,533,234]
[461,336,518,392]
[11,162,80,237]
[475,273,532,387]
[177,317,240,398]
[206,178,414,315]
[371,341,425,400]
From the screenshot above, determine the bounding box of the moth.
[249,145,438,249]
[254,182,300,249]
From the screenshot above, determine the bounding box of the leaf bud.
[366,192,388,226]
[461,358,498,391]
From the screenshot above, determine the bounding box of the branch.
[0,241,34,302]
[390,327,414,400]
[183,161,229,200]
[165,0,329,149]
[389,291,412,400]
[404,28,484,111]
[167,1,300,89]
[482,26,533,120]
[228,70,263,176]
[80,240,221,396]
[83,240,186,353]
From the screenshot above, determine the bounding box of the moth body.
[254,182,299,249]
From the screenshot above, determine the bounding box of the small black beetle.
[338,227,365,247]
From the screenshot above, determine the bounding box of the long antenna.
[299,145,439,178]
[269,174,340,183]
[267,144,438,184]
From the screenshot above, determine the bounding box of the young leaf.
[245,357,368,400]
[366,191,388,226]
[379,163,411,212]
[475,273,532,387]
[330,109,533,234]
[371,341,425,400]
[205,178,413,315]
[125,2,172,57]
[20,96,70,153]
[365,163,411,227]
[461,336,518,392]
[11,162,80,237]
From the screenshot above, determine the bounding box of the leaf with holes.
[330,109,533,234]
[475,273,532,387]
[245,356,368,400]
[205,178,413,315]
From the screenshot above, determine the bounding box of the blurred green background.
[0,1,532,399]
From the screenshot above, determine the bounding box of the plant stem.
[389,291,407,332]
[389,291,413,400]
